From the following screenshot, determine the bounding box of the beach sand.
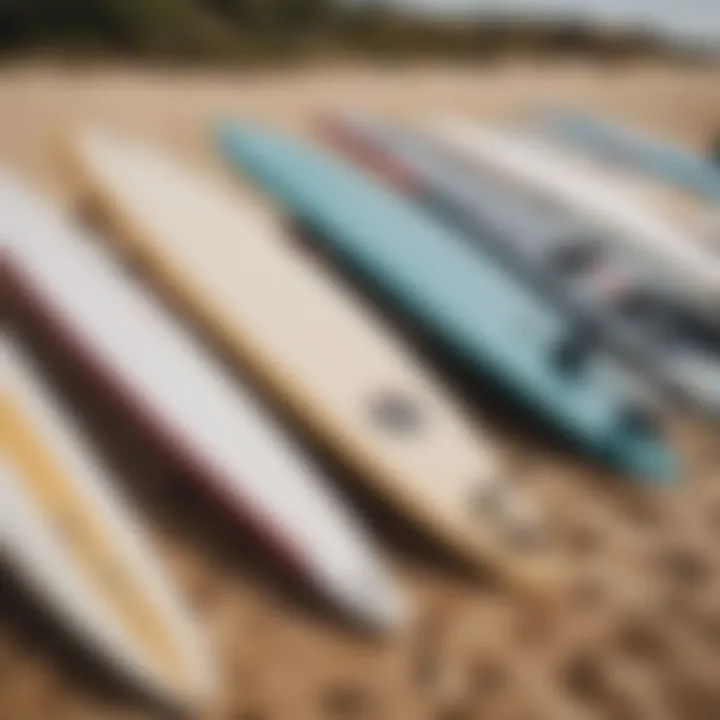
[1,59,719,720]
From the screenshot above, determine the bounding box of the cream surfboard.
[430,119,720,325]
[0,334,214,707]
[0,170,402,631]
[64,128,556,596]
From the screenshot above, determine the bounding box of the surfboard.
[1,333,214,707]
[64,127,556,596]
[612,172,720,273]
[529,111,720,267]
[538,108,720,203]
[214,120,677,484]
[429,119,720,328]
[0,170,402,630]
[320,113,720,422]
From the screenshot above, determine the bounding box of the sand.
[1,59,719,720]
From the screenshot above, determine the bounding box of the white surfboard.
[0,334,214,707]
[609,170,720,262]
[65,128,556,596]
[0,170,402,631]
[430,119,720,324]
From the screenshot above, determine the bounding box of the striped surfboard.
[1,333,214,707]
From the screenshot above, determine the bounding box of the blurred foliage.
[0,0,690,63]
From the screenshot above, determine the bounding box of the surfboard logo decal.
[367,392,425,436]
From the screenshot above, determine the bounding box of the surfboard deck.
[215,121,678,485]
[0,170,401,631]
[64,127,557,597]
[524,115,720,250]
[591,166,720,260]
[320,113,720,422]
[1,334,213,707]
[539,109,720,202]
[429,120,720,325]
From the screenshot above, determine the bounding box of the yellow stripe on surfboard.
[1,387,193,694]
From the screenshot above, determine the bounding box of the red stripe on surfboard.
[318,116,423,197]
[2,253,315,583]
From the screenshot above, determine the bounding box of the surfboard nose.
[149,625,217,711]
[322,561,407,634]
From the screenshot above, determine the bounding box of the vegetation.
[0,0,696,64]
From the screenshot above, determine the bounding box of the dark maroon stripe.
[2,253,313,581]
